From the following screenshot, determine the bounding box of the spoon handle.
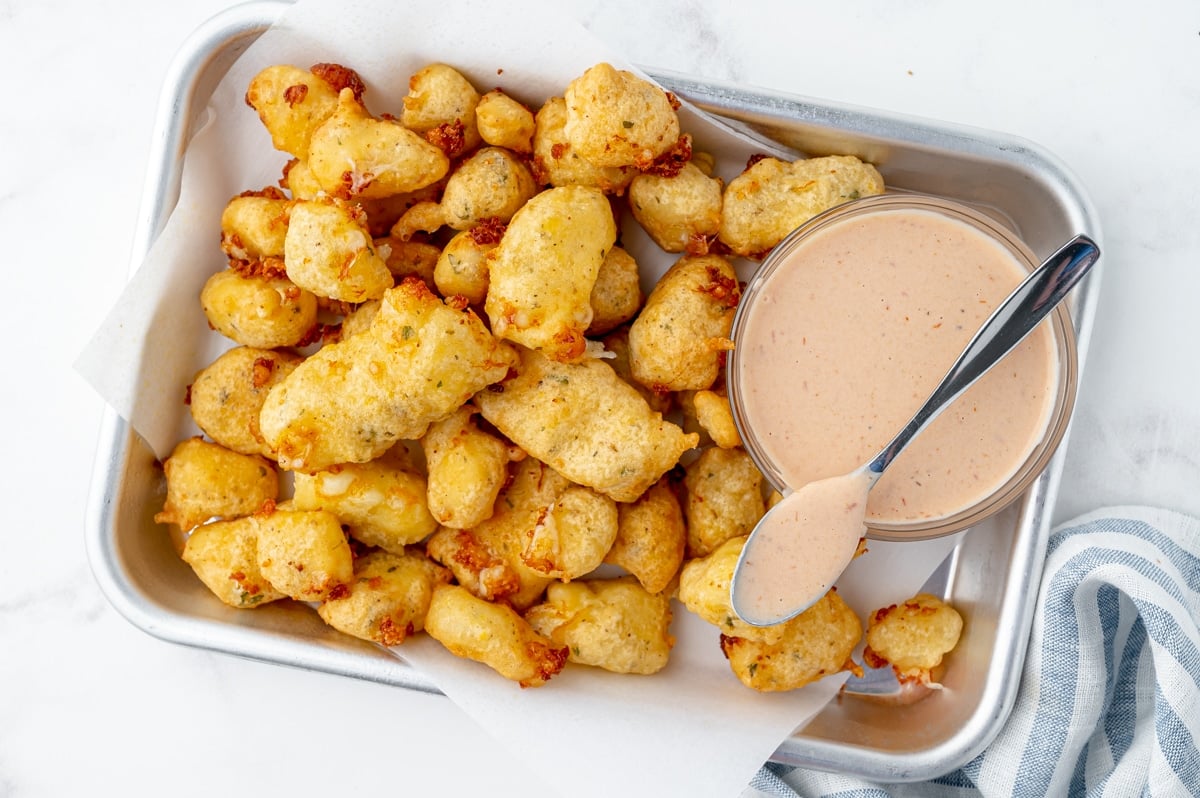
[866,234,1100,477]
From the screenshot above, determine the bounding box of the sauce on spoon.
[733,470,873,626]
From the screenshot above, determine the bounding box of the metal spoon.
[730,234,1100,627]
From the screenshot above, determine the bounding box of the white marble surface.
[3,0,1197,795]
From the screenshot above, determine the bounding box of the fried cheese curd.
[259,277,517,472]
[587,245,643,335]
[424,457,559,611]
[483,185,617,363]
[720,589,863,692]
[521,480,619,581]
[863,593,964,685]
[425,454,617,598]
[254,505,355,601]
[357,185,445,237]
[474,346,699,503]
[627,253,740,392]
[245,64,343,159]
[525,577,674,674]
[531,97,635,194]
[200,267,319,349]
[378,237,441,286]
[682,446,766,558]
[307,88,451,200]
[317,550,451,646]
[420,404,518,530]
[220,188,292,263]
[475,89,535,153]
[188,346,302,457]
[339,298,381,339]
[679,536,862,691]
[284,198,394,303]
[604,478,686,595]
[155,438,278,532]
[291,457,438,553]
[181,515,286,609]
[424,584,568,688]
[691,389,741,449]
[598,327,673,416]
[563,62,682,170]
[628,159,723,254]
[433,230,495,306]
[163,57,894,691]
[401,63,483,158]
[391,146,537,240]
[719,154,885,258]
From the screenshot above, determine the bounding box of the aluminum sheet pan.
[85,0,1103,781]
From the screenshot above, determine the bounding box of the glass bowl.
[727,193,1079,542]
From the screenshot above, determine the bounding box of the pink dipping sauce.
[730,203,1059,620]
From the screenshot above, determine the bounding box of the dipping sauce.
[731,200,1059,528]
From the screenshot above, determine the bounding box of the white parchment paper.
[77,2,960,795]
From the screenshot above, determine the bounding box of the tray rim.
[84,0,1104,781]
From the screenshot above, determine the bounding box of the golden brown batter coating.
[259,278,517,472]
[719,154,884,258]
[474,347,698,503]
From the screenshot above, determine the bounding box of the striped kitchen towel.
[746,506,1200,798]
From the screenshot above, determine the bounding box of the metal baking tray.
[84,0,1102,782]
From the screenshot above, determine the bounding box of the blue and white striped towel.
[747,506,1200,798]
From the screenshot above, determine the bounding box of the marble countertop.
[3,0,1197,795]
